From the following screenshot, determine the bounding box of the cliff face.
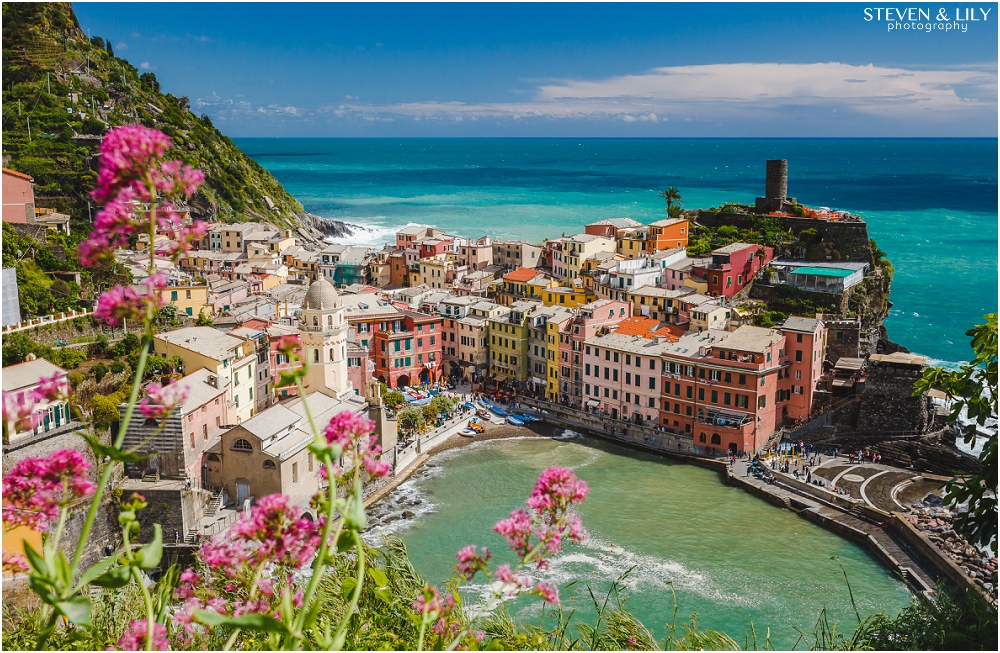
[694,209,902,354]
[2,3,350,238]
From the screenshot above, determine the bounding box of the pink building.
[419,237,455,258]
[581,332,670,425]
[777,317,826,422]
[2,168,35,225]
[459,236,493,271]
[692,242,774,299]
[560,299,633,407]
[268,325,302,401]
[546,240,565,279]
[121,368,232,484]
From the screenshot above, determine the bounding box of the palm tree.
[659,187,683,211]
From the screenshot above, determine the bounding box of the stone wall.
[855,361,930,434]
[694,211,873,264]
[131,487,210,544]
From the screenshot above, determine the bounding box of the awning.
[587,399,599,408]
[531,377,545,385]
[494,375,508,382]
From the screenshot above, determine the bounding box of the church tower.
[298,278,353,399]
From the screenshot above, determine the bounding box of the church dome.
[303,278,341,310]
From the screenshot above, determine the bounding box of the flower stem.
[331,471,366,650]
[69,338,150,574]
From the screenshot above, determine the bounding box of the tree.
[659,187,683,212]
[430,395,454,416]
[91,362,109,383]
[139,72,160,93]
[397,407,424,433]
[105,40,114,58]
[90,394,121,429]
[422,403,439,423]
[383,390,406,408]
[2,332,36,366]
[195,312,214,327]
[914,314,998,554]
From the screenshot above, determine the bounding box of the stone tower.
[298,278,353,399]
[755,159,797,214]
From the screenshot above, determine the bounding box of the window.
[698,388,705,401]
[263,460,276,469]
[232,439,252,451]
[736,394,749,408]
[649,377,655,389]
[795,350,803,363]
[739,374,747,385]
[308,453,314,472]
[758,396,766,408]
[796,333,803,343]
[292,463,299,484]
[711,390,718,403]
[171,290,178,301]
[711,433,721,445]
[699,433,706,443]
[203,424,208,439]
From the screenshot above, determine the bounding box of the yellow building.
[540,286,590,309]
[456,301,507,379]
[544,308,575,402]
[561,234,616,281]
[161,284,212,317]
[627,286,690,323]
[616,232,648,259]
[418,254,461,290]
[689,301,730,332]
[498,267,554,305]
[153,326,257,423]
[488,301,537,383]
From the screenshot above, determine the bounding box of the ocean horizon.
[236,137,999,367]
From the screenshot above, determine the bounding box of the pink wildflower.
[412,585,444,616]
[2,551,30,574]
[534,582,559,604]
[139,382,190,420]
[324,411,375,448]
[93,275,166,326]
[455,544,491,581]
[226,494,320,569]
[2,391,40,434]
[275,335,300,355]
[493,508,533,558]
[493,564,530,596]
[526,467,588,512]
[2,449,95,531]
[91,125,172,204]
[113,619,169,651]
[628,636,638,647]
[31,373,70,403]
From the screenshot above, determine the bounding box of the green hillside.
[2,2,305,236]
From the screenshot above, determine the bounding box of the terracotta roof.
[2,168,33,182]
[613,316,684,342]
[503,267,542,282]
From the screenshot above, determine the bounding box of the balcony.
[696,407,753,429]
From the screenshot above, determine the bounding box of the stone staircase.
[205,492,223,517]
[141,470,160,483]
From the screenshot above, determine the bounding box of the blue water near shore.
[236,138,998,366]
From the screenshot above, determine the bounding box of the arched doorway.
[419,368,431,385]
[396,374,410,389]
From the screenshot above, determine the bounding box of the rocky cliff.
[2,2,354,240]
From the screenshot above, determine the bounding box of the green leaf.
[135,524,162,570]
[91,565,132,589]
[83,434,146,463]
[336,530,358,553]
[367,566,388,588]
[374,587,394,604]
[344,496,367,531]
[340,577,357,601]
[55,595,92,626]
[23,540,55,581]
[194,610,291,635]
[76,555,117,589]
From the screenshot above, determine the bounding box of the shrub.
[90,394,121,428]
[397,407,424,433]
[91,362,110,383]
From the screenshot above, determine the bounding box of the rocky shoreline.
[909,497,998,597]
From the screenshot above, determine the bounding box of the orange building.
[646,218,688,252]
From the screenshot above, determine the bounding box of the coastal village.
[2,160,996,608]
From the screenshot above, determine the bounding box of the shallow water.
[368,435,913,648]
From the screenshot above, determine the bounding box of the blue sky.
[73,2,998,137]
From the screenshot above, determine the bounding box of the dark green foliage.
[0,331,83,368]
[752,310,787,328]
[91,361,109,383]
[854,583,998,650]
[2,2,305,238]
[914,315,998,555]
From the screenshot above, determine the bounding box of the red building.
[692,242,773,298]
[374,310,444,389]
[419,237,454,258]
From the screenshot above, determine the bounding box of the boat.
[490,405,508,418]
[506,415,524,426]
[477,408,490,419]
[467,420,486,433]
[459,428,477,438]
[518,413,540,423]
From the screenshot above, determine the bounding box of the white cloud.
[139,62,151,70]
[115,42,128,51]
[330,61,995,126]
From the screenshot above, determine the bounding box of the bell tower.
[298,278,352,398]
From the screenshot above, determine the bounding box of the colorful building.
[373,310,443,388]
[646,218,689,252]
[692,242,774,298]
[488,300,537,384]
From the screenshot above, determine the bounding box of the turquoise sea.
[236,138,998,366]
[364,436,913,649]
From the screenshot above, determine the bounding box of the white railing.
[2,308,93,333]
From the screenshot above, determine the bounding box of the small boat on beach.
[518,413,540,423]
[459,428,477,438]
[506,415,524,426]
[490,405,508,418]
